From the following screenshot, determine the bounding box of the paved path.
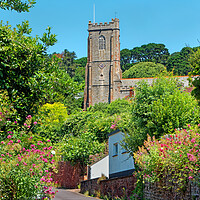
[54,189,98,200]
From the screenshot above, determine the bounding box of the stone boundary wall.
[144,181,200,200]
[81,175,136,198]
[53,161,83,189]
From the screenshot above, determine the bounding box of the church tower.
[84,18,122,110]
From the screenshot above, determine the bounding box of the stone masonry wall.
[53,161,83,189]
[144,181,200,200]
[81,175,136,198]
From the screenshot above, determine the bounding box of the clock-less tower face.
[84,18,122,109]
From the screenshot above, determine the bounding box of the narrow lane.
[54,189,98,200]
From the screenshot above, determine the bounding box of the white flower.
[51,150,55,155]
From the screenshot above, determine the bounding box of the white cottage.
[87,129,135,180]
[108,129,135,178]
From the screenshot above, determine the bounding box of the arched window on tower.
[99,35,106,50]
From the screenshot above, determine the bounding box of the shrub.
[124,77,200,153]
[0,113,59,199]
[133,126,200,194]
[35,102,68,142]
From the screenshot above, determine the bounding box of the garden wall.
[81,175,136,198]
[144,181,200,200]
[53,161,83,189]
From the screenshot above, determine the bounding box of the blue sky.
[1,0,200,58]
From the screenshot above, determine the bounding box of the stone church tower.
[84,18,122,110]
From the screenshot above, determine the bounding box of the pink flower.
[14,121,17,124]
[29,168,33,171]
[0,119,2,121]
[7,135,12,139]
[47,140,51,142]
[16,163,19,166]
[1,141,5,144]
[179,154,182,157]
[23,162,27,166]
[17,140,21,143]
[191,138,196,143]
[187,153,196,162]
[110,124,116,129]
[24,123,27,126]
[188,176,193,179]
[26,115,32,119]
[159,148,164,152]
[34,121,37,125]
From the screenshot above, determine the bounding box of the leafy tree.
[43,64,84,114]
[52,49,77,78]
[59,132,105,168]
[120,48,133,72]
[131,43,170,65]
[166,47,194,75]
[189,48,200,104]
[0,0,36,12]
[124,77,200,153]
[73,57,87,83]
[0,21,57,124]
[52,51,86,83]
[122,62,166,78]
[74,57,87,68]
[60,99,132,142]
[35,102,68,143]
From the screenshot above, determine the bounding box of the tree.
[123,77,200,153]
[122,62,166,78]
[131,43,170,65]
[120,48,133,72]
[0,21,57,124]
[189,48,200,104]
[166,47,194,75]
[59,132,105,169]
[60,99,132,143]
[73,57,87,83]
[0,0,36,12]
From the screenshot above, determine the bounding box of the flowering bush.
[133,125,200,193]
[35,102,68,143]
[0,114,59,199]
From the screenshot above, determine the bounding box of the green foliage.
[134,127,200,194]
[122,62,166,78]
[61,99,131,143]
[166,47,195,75]
[51,51,86,83]
[0,0,36,12]
[131,43,170,65]
[124,77,200,153]
[35,102,68,143]
[189,48,200,104]
[59,131,105,166]
[0,21,57,125]
[0,113,59,199]
[120,48,133,72]
[44,65,84,114]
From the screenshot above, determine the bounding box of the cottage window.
[113,143,118,156]
[99,35,106,50]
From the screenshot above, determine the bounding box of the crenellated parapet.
[88,18,119,31]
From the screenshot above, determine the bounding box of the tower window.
[99,35,106,50]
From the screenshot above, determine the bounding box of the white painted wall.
[109,131,134,176]
[90,155,109,179]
